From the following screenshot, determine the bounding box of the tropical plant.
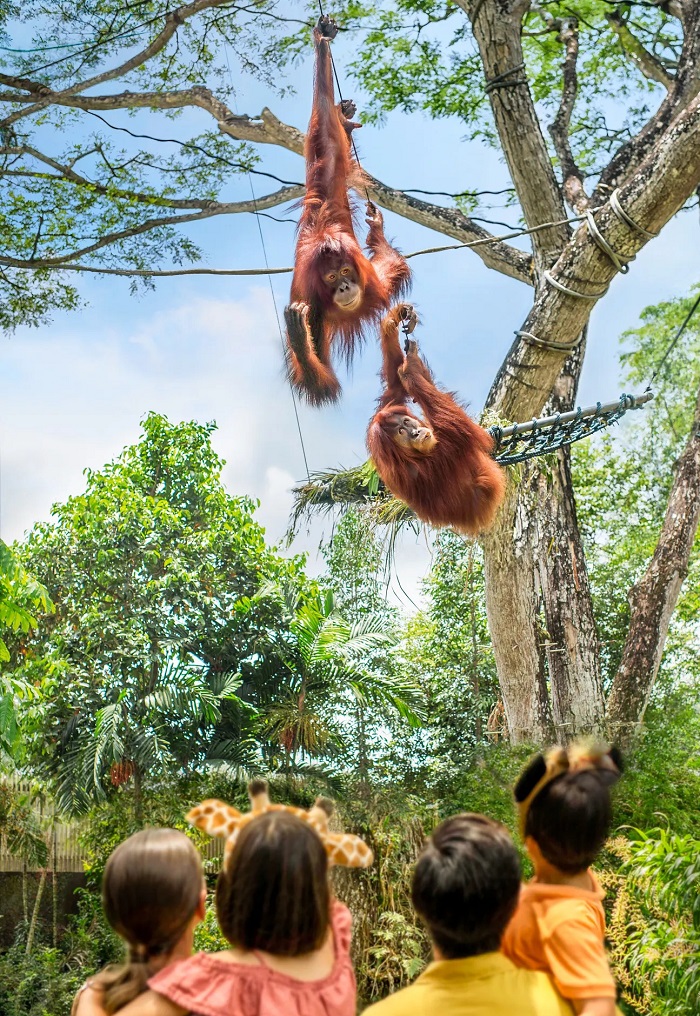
[10,414,304,814]
[607,828,700,1016]
[255,581,422,772]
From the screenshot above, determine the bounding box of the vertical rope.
[315,2,372,204]
[222,43,310,479]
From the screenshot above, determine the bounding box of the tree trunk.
[535,446,605,738]
[25,866,47,955]
[482,474,553,743]
[133,763,144,826]
[607,385,700,740]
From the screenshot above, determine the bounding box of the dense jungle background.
[1,0,700,1013]
[1,286,699,1014]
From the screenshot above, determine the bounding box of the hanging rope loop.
[585,210,634,274]
[515,329,584,353]
[543,270,608,301]
[609,189,658,240]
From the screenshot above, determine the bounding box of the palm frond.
[287,462,418,536]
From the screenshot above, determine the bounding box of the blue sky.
[0,26,697,606]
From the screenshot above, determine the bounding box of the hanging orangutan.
[284,16,411,406]
[367,305,506,535]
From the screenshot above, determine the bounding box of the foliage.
[0,541,52,759]
[573,288,700,692]
[9,413,304,814]
[0,781,47,865]
[388,533,501,791]
[0,943,84,1016]
[606,829,700,1016]
[256,578,422,772]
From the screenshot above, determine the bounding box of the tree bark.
[482,475,553,744]
[535,447,605,738]
[607,385,700,739]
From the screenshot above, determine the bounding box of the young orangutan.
[367,305,506,535]
[284,16,411,406]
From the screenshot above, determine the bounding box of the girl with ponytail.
[72,829,205,1016]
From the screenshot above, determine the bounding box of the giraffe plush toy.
[514,741,622,836]
[187,779,374,869]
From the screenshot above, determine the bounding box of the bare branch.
[0,261,293,277]
[548,18,590,215]
[0,0,236,130]
[0,81,533,283]
[595,0,700,198]
[0,145,247,210]
[605,11,675,89]
[7,184,302,266]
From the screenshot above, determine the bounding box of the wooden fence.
[0,783,224,873]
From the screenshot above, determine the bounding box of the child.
[501,744,623,1016]
[118,809,357,1016]
[72,828,206,1016]
[364,813,571,1016]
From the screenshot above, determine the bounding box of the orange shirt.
[501,872,616,1000]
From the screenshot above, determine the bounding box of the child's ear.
[514,754,547,803]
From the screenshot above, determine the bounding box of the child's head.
[97,828,205,1013]
[524,768,616,874]
[411,813,521,959]
[216,809,330,956]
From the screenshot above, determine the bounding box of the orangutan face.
[323,261,363,311]
[390,413,437,455]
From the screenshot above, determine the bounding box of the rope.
[649,291,700,386]
[222,43,310,480]
[609,189,658,240]
[516,329,584,352]
[316,2,372,205]
[585,209,633,274]
[543,270,608,301]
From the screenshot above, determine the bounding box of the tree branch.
[605,11,675,89]
[0,84,533,284]
[607,382,700,737]
[0,0,236,130]
[4,184,303,266]
[0,145,249,211]
[485,87,700,421]
[595,0,700,198]
[548,18,590,215]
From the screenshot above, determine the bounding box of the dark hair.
[216,810,329,956]
[411,813,521,959]
[525,768,616,874]
[90,829,203,1014]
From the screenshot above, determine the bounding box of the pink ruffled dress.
[147,902,356,1016]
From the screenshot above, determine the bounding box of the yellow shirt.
[362,952,573,1016]
[501,872,616,1000]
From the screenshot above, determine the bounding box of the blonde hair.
[90,828,203,1013]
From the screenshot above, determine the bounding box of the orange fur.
[367,307,506,535]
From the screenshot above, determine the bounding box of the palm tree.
[256,583,423,773]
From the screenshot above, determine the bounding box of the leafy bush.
[606,829,700,1016]
[0,945,84,1016]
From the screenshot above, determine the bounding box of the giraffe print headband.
[514,742,623,836]
[187,779,374,869]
